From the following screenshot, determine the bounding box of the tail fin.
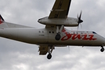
[0,15,8,28]
[0,15,4,24]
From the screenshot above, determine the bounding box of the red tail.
[0,19,3,24]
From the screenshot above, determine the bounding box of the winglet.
[0,15,4,24]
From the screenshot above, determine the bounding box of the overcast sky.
[0,0,105,70]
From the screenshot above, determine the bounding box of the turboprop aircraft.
[0,0,105,59]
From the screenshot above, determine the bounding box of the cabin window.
[39,31,44,33]
[49,31,55,34]
[52,31,54,33]
[49,31,51,33]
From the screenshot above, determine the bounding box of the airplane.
[0,0,105,59]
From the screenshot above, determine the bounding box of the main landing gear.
[47,53,52,59]
[47,46,54,59]
[100,46,104,52]
[55,25,64,40]
[55,33,61,40]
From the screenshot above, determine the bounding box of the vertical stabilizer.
[0,15,8,28]
[0,15,4,24]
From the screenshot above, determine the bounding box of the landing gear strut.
[47,46,54,59]
[100,46,104,52]
[55,25,64,40]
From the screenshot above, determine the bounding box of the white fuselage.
[0,28,105,47]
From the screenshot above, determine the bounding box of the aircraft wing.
[48,0,71,19]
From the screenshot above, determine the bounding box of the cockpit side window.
[93,31,97,34]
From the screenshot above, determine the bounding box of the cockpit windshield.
[92,31,97,34]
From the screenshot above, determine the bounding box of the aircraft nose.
[38,19,41,23]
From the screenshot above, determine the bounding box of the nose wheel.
[47,46,54,59]
[100,46,104,52]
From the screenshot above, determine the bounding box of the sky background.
[0,0,105,70]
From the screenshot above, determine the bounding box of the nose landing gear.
[100,46,104,52]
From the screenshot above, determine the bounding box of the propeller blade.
[79,11,82,20]
[77,11,83,24]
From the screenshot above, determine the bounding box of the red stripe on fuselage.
[61,28,97,41]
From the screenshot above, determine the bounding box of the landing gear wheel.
[100,48,104,52]
[47,53,52,59]
[55,33,61,40]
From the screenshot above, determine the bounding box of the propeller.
[77,11,83,30]
[77,11,83,25]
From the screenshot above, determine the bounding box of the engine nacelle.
[38,17,79,27]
